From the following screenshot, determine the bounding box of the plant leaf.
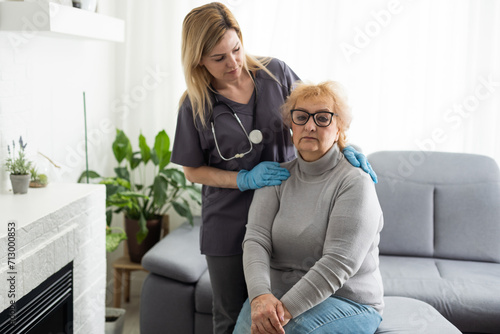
[106,209,113,227]
[112,129,133,163]
[153,130,171,170]
[114,167,130,181]
[100,177,131,189]
[107,197,133,208]
[77,170,101,183]
[136,214,148,244]
[172,200,193,225]
[139,134,151,164]
[150,149,158,166]
[106,230,127,253]
[186,185,202,205]
[118,191,149,199]
[130,152,142,170]
[104,183,121,199]
[152,175,169,208]
[161,169,186,187]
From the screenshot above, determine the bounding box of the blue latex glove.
[343,146,378,183]
[237,161,290,191]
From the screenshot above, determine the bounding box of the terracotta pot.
[10,174,30,194]
[124,216,162,263]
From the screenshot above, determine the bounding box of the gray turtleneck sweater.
[242,144,384,318]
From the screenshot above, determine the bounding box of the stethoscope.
[210,74,263,161]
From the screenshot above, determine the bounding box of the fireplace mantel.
[0,183,106,333]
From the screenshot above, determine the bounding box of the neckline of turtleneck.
[296,143,342,176]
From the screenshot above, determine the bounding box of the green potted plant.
[30,167,48,188]
[5,136,33,194]
[79,129,201,262]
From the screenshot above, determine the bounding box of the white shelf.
[0,2,124,42]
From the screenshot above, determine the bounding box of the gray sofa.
[141,151,500,334]
[369,151,500,333]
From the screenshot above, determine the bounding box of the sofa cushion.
[142,217,207,283]
[191,267,462,334]
[369,151,500,263]
[375,179,434,256]
[434,182,500,262]
[380,255,500,333]
[376,297,460,333]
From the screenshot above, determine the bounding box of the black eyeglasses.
[290,109,337,127]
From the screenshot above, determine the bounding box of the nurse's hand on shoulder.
[343,146,378,183]
[237,161,290,192]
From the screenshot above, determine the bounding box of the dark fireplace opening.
[0,262,73,334]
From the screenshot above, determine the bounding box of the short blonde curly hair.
[281,81,352,150]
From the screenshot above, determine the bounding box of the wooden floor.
[107,270,147,334]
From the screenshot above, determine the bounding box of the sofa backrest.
[368,151,500,263]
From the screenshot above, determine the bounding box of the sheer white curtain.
[111,0,500,163]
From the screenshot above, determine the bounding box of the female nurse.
[171,3,376,333]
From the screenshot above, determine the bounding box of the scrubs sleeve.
[171,99,206,168]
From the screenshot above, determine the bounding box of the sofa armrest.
[142,217,207,283]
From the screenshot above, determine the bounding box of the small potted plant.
[5,136,33,194]
[30,167,49,188]
[79,129,201,261]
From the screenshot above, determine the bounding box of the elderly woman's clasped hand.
[250,294,292,334]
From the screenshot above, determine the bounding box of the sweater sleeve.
[280,174,382,317]
[242,185,281,302]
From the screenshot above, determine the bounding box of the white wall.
[232,0,500,162]
[105,0,500,169]
[0,26,117,194]
[0,4,123,309]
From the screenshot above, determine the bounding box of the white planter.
[105,307,126,334]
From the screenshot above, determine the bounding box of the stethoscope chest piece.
[249,129,263,144]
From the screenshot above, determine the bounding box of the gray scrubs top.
[172,58,299,256]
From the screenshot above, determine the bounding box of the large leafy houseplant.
[80,129,201,252]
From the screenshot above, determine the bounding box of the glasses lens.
[291,110,309,125]
[314,112,333,127]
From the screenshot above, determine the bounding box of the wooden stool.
[112,215,169,308]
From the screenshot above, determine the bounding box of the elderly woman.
[233,81,384,334]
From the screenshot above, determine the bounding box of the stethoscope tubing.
[210,73,262,161]
[211,106,254,160]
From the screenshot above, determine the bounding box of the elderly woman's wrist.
[280,295,302,319]
[248,286,272,303]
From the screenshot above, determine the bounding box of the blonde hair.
[180,2,275,127]
[281,81,352,150]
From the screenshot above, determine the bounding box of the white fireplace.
[0,183,106,333]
